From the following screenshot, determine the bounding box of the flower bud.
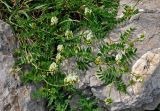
[65,30,73,39]
[56,53,63,63]
[95,56,102,65]
[64,73,79,85]
[57,44,64,52]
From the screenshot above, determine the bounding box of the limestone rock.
[62,0,160,111]
[98,0,160,110]
[113,0,160,57]
[0,20,46,111]
[110,48,160,111]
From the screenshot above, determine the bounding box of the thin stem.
[59,19,80,25]
[41,75,67,87]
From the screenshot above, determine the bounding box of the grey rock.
[116,0,160,57]
[0,20,46,111]
[109,48,160,111]
[61,0,160,111]
[100,0,160,110]
[101,0,160,110]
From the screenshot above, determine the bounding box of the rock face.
[99,0,160,110]
[107,1,160,110]
[1,0,160,111]
[116,0,160,57]
[64,0,160,111]
[110,48,160,111]
[0,20,46,111]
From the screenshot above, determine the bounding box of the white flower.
[57,44,64,52]
[115,52,123,61]
[51,16,58,26]
[84,7,92,15]
[82,30,93,43]
[56,53,63,63]
[65,30,73,39]
[49,62,58,74]
[64,73,79,85]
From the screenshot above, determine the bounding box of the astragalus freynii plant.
[1,0,143,110]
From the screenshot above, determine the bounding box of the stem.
[59,19,80,25]
[41,75,67,87]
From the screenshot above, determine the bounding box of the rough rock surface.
[114,0,160,57]
[65,0,160,111]
[1,0,160,111]
[0,20,46,111]
[97,0,160,110]
[110,48,160,111]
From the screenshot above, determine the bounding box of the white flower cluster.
[57,44,64,52]
[49,62,58,74]
[115,52,123,62]
[51,16,58,26]
[56,53,63,63]
[65,30,73,39]
[64,73,79,85]
[49,45,64,74]
[84,7,92,16]
[81,30,93,44]
[56,45,64,62]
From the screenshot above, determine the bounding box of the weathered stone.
[109,48,160,111]
[62,0,160,111]
[2,0,160,110]
[100,0,160,110]
[0,20,46,111]
[115,0,160,57]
